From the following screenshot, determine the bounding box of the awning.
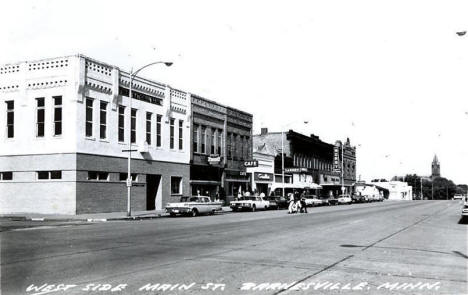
[190,180,222,185]
[225,179,250,183]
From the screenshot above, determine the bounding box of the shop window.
[88,171,109,181]
[171,176,182,195]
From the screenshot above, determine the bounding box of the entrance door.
[146,174,161,210]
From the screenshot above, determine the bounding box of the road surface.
[1,201,466,294]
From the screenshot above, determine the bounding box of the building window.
[37,171,62,180]
[156,115,162,147]
[6,101,14,138]
[118,105,125,142]
[53,96,62,136]
[85,98,93,137]
[87,171,109,181]
[171,176,182,195]
[245,136,250,159]
[36,98,45,137]
[131,109,137,144]
[227,132,232,159]
[193,124,198,153]
[169,118,175,149]
[146,112,152,145]
[99,101,107,139]
[0,172,13,180]
[178,120,183,150]
[239,136,244,160]
[217,129,222,156]
[201,126,206,154]
[211,128,215,154]
[119,173,138,181]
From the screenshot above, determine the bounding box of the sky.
[1,0,467,184]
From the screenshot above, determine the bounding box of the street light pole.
[281,130,285,198]
[341,141,344,195]
[126,61,173,217]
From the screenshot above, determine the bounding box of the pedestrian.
[197,190,201,196]
[288,192,295,214]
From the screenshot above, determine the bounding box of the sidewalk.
[0,207,232,222]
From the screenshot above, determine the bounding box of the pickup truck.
[166,196,223,217]
[230,196,270,212]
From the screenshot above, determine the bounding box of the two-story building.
[0,55,191,214]
[190,95,253,200]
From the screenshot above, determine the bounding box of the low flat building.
[371,180,413,200]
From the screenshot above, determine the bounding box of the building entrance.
[146,174,161,210]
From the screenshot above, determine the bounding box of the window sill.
[99,139,110,143]
[85,137,96,141]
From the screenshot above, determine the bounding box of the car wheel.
[191,208,198,217]
[252,205,256,212]
[170,213,176,217]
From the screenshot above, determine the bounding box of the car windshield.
[180,196,200,202]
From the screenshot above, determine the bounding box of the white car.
[303,195,323,207]
[337,195,352,205]
[462,201,468,218]
[166,196,222,217]
[230,196,270,212]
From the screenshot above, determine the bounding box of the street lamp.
[126,61,173,217]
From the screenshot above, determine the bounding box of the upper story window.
[146,112,152,145]
[156,115,162,147]
[193,124,199,153]
[88,171,109,181]
[227,132,232,159]
[169,118,175,149]
[118,105,125,142]
[6,101,14,138]
[201,126,206,154]
[178,120,183,150]
[85,98,93,137]
[99,101,107,139]
[211,128,215,155]
[217,129,222,156]
[131,109,137,144]
[36,98,45,137]
[37,170,62,180]
[53,96,62,136]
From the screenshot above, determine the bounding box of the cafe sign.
[244,160,258,167]
[254,172,273,182]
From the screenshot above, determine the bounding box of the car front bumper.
[166,207,191,214]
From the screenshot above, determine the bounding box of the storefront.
[252,172,274,195]
[190,165,223,199]
[224,170,251,196]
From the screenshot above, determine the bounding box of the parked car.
[265,196,288,209]
[462,200,468,220]
[303,195,323,207]
[454,194,464,200]
[337,194,352,205]
[230,196,270,212]
[323,197,338,205]
[351,194,366,203]
[166,196,223,217]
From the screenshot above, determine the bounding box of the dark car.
[351,194,366,203]
[323,197,338,205]
[265,196,288,209]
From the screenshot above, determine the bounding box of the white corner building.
[0,55,191,214]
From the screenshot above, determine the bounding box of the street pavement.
[1,201,467,295]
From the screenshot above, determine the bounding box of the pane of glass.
[100,111,106,124]
[98,172,109,180]
[37,123,44,137]
[86,123,92,137]
[86,110,92,121]
[54,108,62,120]
[37,98,44,107]
[119,129,124,141]
[55,123,62,135]
[7,127,14,138]
[50,171,62,179]
[7,112,13,124]
[88,171,98,180]
[38,109,45,122]
[54,96,62,105]
[37,171,49,179]
[2,172,12,180]
[100,126,106,139]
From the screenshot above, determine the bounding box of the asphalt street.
[1,201,467,295]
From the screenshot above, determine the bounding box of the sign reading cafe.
[244,160,258,167]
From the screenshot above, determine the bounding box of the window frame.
[118,105,125,142]
[53,96,62,136]
[146,112,152,145]
[6,100,14,138]
[169,118,175,149]
[99,101,107,140]
[178,120,183,150]
[170,176,183,195]
[36,97,45,137]
[85,98,93,137]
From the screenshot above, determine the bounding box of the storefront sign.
[244,160,258,167]
[333,146,341,172]
[254,172,273,182]
[208,155,221,165]
[284,167,308,173]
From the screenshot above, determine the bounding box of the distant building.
[253,128,336,195]
[431,154,440,179]
[371,180,413,200]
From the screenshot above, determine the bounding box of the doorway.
[146,174,161,210]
